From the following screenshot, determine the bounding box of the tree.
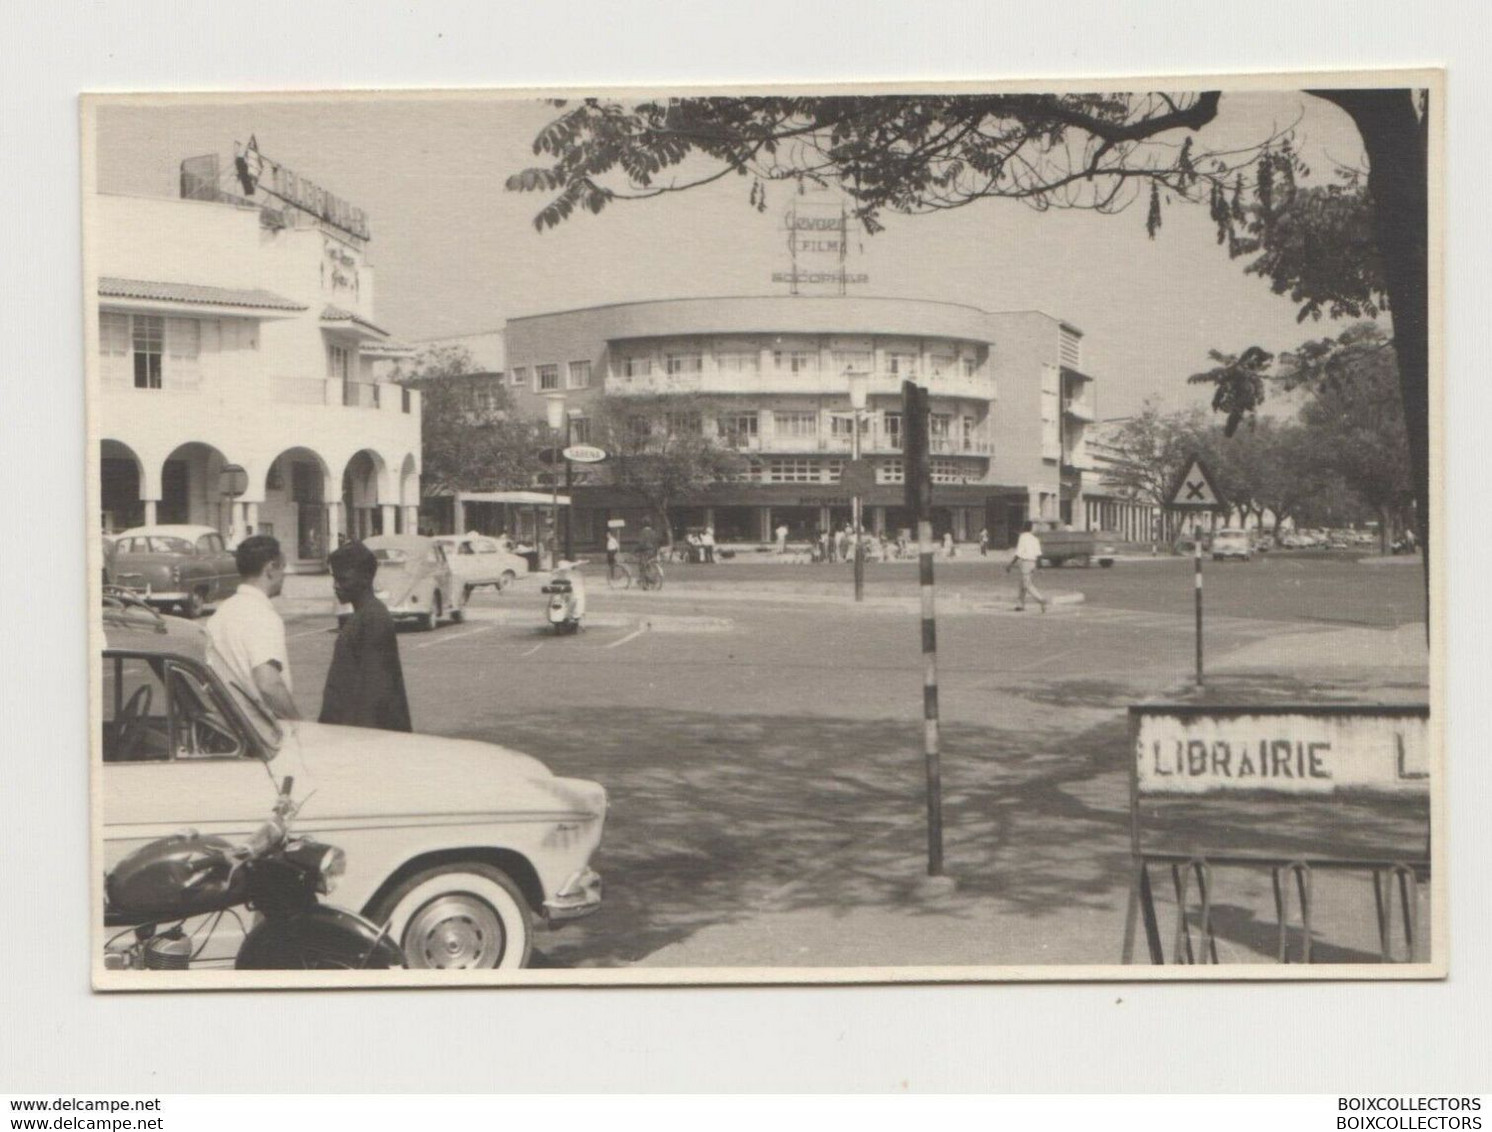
[1102,404,1208,545]
[592,394,746,544]
[1283,322,1413,554]
[1186,346,1273,437]
[507,89,1429,566]
[391,346,542,499]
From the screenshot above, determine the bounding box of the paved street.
[281,552,1428,969]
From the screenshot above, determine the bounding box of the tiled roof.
[321,304,390,338]
[99,277,306,312]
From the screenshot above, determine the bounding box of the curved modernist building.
[499,296,1097,548]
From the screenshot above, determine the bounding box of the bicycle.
[634,554,665,591]
[605,557,632,590]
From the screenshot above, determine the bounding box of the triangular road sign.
[1167,455,1226,510]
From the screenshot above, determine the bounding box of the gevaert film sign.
[1134,706,1429,796]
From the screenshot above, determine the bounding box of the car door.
[430,543,460,609]
[101,651,284,873]
[194,532,237,600]
[443,540,479,589]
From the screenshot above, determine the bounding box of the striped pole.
[1194,533,1205,686]
[917,517,945,875]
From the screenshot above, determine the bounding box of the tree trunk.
[1379,505,1393,556]
[1310,89,1430,595]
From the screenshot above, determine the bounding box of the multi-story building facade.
[90,185,420,570]
[494,296,1098,548]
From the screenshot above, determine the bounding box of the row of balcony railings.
[716,431,992,456]
[605,368,993,397]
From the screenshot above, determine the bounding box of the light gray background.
[3,0,1486,1093]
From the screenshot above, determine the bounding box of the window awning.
[321,304,391,340]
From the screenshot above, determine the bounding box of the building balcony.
[606,367,994,402]
[719,431,992,457]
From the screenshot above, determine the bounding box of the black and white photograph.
[84,77,1441,987]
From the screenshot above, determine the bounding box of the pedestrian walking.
[318,540,412,731]
[1005,521,1050,612]
[606,529,620,571]
[942,530,955,558]
[775,522,789,554]
[978,527,989,557]
[702,525,717,564]
[205,535,300,723]
[835,524,850,563]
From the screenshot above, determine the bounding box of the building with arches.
[492,296,1099,549]
[91,186,421,570]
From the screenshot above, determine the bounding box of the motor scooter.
[541,559,587,635]
[103,775,404,971]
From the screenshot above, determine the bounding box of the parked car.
[99,594,607,968]
[1211,529,1253,561]
[111,524,239,618]
[431,534,528,600]
[363,534,466,630]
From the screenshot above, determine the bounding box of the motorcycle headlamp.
[318,845,347,895]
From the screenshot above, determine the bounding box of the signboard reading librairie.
[1135,708,1429,796]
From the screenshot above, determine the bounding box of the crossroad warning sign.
[1167,456,1226,510]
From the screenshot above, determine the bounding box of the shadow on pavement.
[453,673,1148,967]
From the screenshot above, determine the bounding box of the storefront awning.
[453,490,572,506]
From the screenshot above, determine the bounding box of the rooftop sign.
[775,194,867,295]
[234,136,370,242]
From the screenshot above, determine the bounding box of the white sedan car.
[432,534,530,599]
[99,600,606,969]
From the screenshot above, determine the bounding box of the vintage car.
[363,534,466,630]
[1211,528,1254,561]
[431,533,529,599]
[99,595,607,968]
[111,524,239,618]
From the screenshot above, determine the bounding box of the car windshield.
[151,537,194,554]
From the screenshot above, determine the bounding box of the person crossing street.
[1005,521,1050,612]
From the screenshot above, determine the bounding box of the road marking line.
[519,642,545,657]
[605,626,648,649]
[412,624,498,649]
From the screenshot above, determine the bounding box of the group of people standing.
[204,534,412,735]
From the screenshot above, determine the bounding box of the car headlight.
[318,845,347,895]
[374,589,390,601]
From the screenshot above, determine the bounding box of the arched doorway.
[159,442,233,531]
[264,447,333,566]
[342,449,387,540]
[100,440,145,532]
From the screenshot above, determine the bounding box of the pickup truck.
[1032,526,1117,568]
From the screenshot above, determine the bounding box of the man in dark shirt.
[319,541,412,732]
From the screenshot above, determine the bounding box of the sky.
[92,90,1369,421]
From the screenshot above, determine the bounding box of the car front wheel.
[498,570,517,592]
[372,863,534,969]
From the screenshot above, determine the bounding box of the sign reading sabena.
[562,445,607,464]
[1134,706,1429,796]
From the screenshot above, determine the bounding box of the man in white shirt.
[1005,522,1050,612]
[205,535,300,721]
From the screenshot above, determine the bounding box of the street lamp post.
[847,369,869,603]
[545,393,567,569]
[564,408,581,561]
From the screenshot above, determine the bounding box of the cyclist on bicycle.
[606,529,620,571]
[636,522,659,566]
